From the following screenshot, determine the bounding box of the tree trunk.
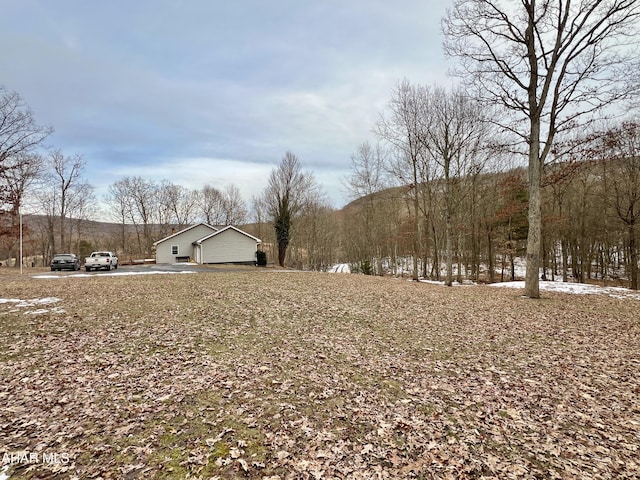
[431,221,440,280]
[412,185,421,282]
[376,246,383,277]
[277,240,287,267]
[525,119,542,298]
[487,228,495,283]
[445,211,453,287]
[629,224,638,290]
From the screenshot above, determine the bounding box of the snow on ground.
[328,263,351,273]
[328,263,639,299]
[0,297,65,315]
[490,280,640,300]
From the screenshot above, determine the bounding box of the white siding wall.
[201,229,257,264]
[155,225,216,264]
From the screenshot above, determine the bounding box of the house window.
[171,245,179,255]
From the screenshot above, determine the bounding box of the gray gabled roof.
[193,225,261,245]
[153,223,218,246]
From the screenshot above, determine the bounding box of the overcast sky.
[1,0,454,213]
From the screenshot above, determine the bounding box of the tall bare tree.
[50,151,90,253]
[105,179,135,254]
[36,150,94,258]
[444,0,640,297]
[200,184,247,226]
[262,152,316,267]
[0,87,52,209]
[201,185,224,225]
[376,80,429,281]
[106,176,159,256]
[598,121,640,289]
[221,184,248,225]
[160,181,199,228]
[0,87,51,262]
[422,86,488,286]
[344,142,389,274]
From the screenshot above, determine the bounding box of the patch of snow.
[328,263,351,274]
[31,297,61,305]
[15,298,62,308]
[490,280,640,300]
[0,297,65,316]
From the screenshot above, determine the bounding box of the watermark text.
[2,451,70,465]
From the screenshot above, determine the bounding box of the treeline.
[2,83,638,289]
[337,81,639,290]
[104,178,248,258]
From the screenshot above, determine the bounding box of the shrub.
[360,260,374,275]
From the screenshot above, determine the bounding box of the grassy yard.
[1,269,639,479]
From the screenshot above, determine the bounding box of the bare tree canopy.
[0,87,52,213]
[443,0,640,297]
[345,142,388,201]
[200,184,248,226]
[159,181,200,229]
[376,80,428,281]
[37,150,95,256]
[423,86,490,286]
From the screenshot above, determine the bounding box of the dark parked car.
[50,254,81,271]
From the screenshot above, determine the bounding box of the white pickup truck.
[84,251,119,271]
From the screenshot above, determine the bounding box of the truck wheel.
[106,265,111,271]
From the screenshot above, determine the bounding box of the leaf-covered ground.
[1,269,639,479]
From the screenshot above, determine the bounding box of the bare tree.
[35,151,94,258]
[422,86,488,286]
[200,184,247,226]
[160,181,199,228]
[106,176,159,256]
[48,150,92,253]
[0,87,51,263]
[0,153,43,263]
[201,185,224,225]
[344,141,389,274]
[0,87,52,208]
[128,177,159,256]
[220,184,248,225]
[288,189,336,271]
[443,0,640,297]
[376,80,430,281]
[598,121,640,289]
[106,179,133,254]
[262,152,316,267]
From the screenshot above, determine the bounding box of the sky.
[0,0,453,215]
